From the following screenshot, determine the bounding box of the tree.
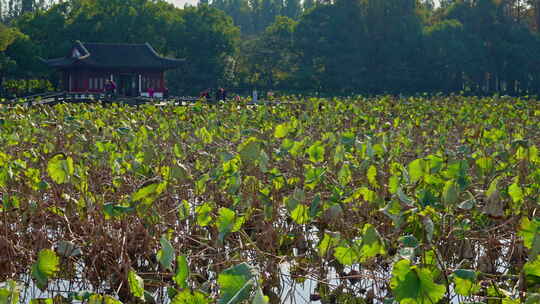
[439,0,540,94]
[421,19,474,92]
[0,22,17,51]
[3,0,540,95]
[10,0,238,94]
[21,0,32,13]
[360,0,423,92]
[15,2,69,59]
[294,0,370,93]
[240,16,297,88]
[0,23,21,92]
[283,0,301,19]
[303,0,314,11]
[168,5,239,93]
[260,0,279,30]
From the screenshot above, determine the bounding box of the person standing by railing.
[252,89,258,103]
[200,88,211,100]
[216,88,227,101]
[105,80,117,99]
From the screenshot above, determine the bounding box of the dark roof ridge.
[74,40,91,59]
[81,41,150,46]
[43,41,185,70]
[80,41,175,60]
[145,42,163,59]
[143,42,180,61]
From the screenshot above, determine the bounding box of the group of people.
[103,82,263,102]
[200,88,228,101]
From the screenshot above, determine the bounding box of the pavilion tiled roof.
[42,41,184,70]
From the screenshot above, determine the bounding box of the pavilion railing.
[2,92,299,108]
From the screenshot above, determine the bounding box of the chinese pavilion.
[42,41,184,98]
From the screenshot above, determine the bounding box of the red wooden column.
[62,71,68,91]
[74,71,80,92]
[71,71,76,92]
[68,71,73,92]
[72,71,81,92]
[82,70,89,92]
[160,71,165,91]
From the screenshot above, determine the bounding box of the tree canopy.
[2,0,540,95]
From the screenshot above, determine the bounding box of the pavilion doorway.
[118,74,139,97]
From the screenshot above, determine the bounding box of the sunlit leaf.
[217,263,255,304]
[196,203,213,227]
[216,207,238,243]
[47,154,74,184]
[0,280,20,304]
[196,127,213,144]
[359,224,386,261]
[307,141,325,163]
[173,255,189,289]
[178,200,190,220]
[31,249,60,290]
[304,166,325,190]
[128,269,145,301]
[367,165,379,188]
[508,182,524,204]
[290,204,310,224]
[88,295,123,304]
[338,163,352,185]
[289,140,304,157]
[171,290,209,304]
[104,296,123,304]
[389,175,400,194]
[408,159,425,183]
[131,183,163,203]
[524,255,540,278]
[390,259,445,304]
[157,235,175,271]
[333,144,345,165]
[318,233,340,257]
[519,217,540,257]
[452,269,479,296]
[274,123,289,138]
[29,299,53,304]
[334,244,360,266]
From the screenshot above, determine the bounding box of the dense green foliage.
[0,96,539,303]
[1,0,239,96]
[3,0,540,95]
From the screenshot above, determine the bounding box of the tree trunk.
[0,75,4,98]
[536,0,540,31]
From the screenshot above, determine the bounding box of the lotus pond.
[0,96,539,304]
